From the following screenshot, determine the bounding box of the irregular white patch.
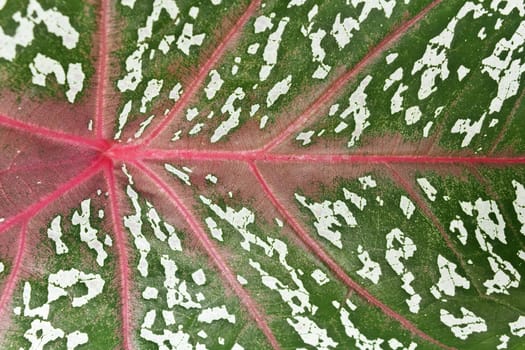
[140,79,163,113]
[451,114,486,147]
[117,43,147,92]
[390,83,408,114]
[449,218,468,245]
[140,310,193,349]
[386,53,398,64]
[509,315,525,337]
[311,269,329,286]
[259,17,289,81]
[66,331,88,350]
[123,185,151,277]
[430,255,470,299]
[169,82,183,101]
[497,334,509,350]
[72,199,107,266]
[399,196,415,220]
[161,255,201,309]
[460,198,506,244]
[145,201,182,251]
[288,0,307,7]
[337,75,373,148]
[295,193,358,249]
[165,164,191,186]
[457,65,470,81]
[412,2,486,100]
[482,21,525,114]
[384,67,403,91]
[192,269,206,286]
[134,114,155,138]
[259,115,269,129]
[267,75,292,107]
[65,63,85,103]
[307,28,332,79]
[512,180,525,235]
[121,0,136,8]
[417,178,437,201]
[205,174,218,184]
[24,319,65,350]
[237,275,248,285]
[423,121,433,137]
[47,268,105,307]
[330,14,359,50]
[247,42,260,55]
[296,130,315,145]
[358,175,377,189]
[0,261,4,274]
[356,245,382,284]
[47,215,68,255]
[142,286,159,300]
[205,217,223,241]
[440,307,487,340]
[204,70,223,100]
[114,100,132,140]
[211,87,245,143]
[158,34,175,54]
[197,305,235,324]
[287,316,338,349]
[405,106,422,125]
[342,189,367,210]
[254,15,273,33]
[385,228,421,313]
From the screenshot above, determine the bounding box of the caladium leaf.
[0,0,524,349]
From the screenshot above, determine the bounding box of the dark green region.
[6,198,120,349]
[0,0,95,102]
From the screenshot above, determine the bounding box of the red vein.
[0,114,108,150]
[95,0,110,139]
[104,161,132,350]
[261,0,444,152]
[0,224,27,315]
[140,0,261,146]
[133,160,281,350]
[248,161,454,350]
[0,157,105,235]
[117,147,525,164]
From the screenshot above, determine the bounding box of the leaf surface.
[0,0,524,349]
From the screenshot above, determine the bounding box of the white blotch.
[237,275,248,285]
[383,67,403,91]
[47,268,105,307]
[267,75,292,107]
[140,310,193,349]
[192,269,206,286]
[24,319,65,350]
[254,15,273,33]
[405,106,422,125]
[247,43,260,55]
[259,17,289,81]
[169,82,183,101]
[259,115,269,129]
[296,130,315,146]
[399,196,415,220]
[66,331,88,350]
[204,70,224,100]
[161,255,201,309]
[165,164,191,186]
[450,218,468,245]
[417,177,437,201]
[140,79,163,113]
[430,255,470,299]
[72,199,107,266]
[356,245,382,284]
[509,315,525,337]
[114,100,132,140]
[142,286,159,300]
[457,65,470,81]
[311,269,329,286]
[198,305,235,324]
[176,23,205,55]
[358,175,377,189]
[440,307,487,340]
[47,216,68,255]
[386,53,398,64]
[451,113,486,147]
[512,180,525,235]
